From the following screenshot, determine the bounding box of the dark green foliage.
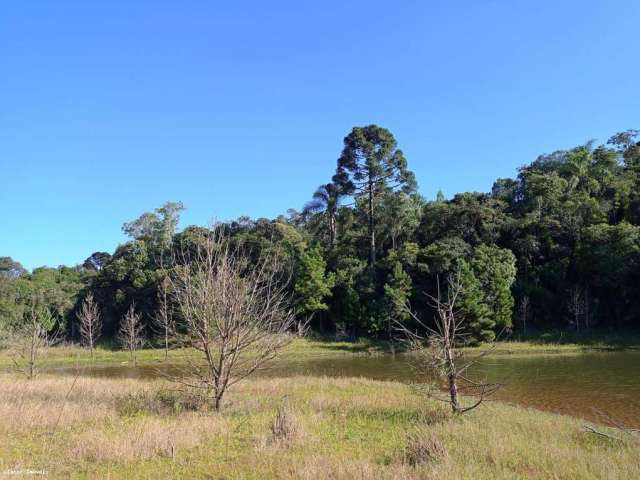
[0,257,28,279]
[82,252,111,272]
[0,261,90,337]
[334,125,417,264]
[382,261,412,338]
[576,222,640,326]
[3,127,639,345]
[469,245,517,333]
[457,260,495,343]
[293,245,335,319]
[418,192,507,246]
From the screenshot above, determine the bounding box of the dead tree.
[568,286,585,332]
[11,298,60,379]
[169,225,295,411]
[584,286,592,329]
[77,293,102,358]
[397,274,501,414]
[518,295,530,333]
[154,276,174,359]
[118,303,144,365]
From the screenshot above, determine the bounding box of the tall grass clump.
[403,429,448,465]
[271,397,301,446]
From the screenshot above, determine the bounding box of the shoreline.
[2,335,640,370]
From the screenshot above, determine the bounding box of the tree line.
[1,125,639,346]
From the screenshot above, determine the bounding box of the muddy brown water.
[51,350,640,428]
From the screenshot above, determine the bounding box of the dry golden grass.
[290,457,418,480]
[0,373,637,479]
[69,413,225,462]
[0,376,149,433]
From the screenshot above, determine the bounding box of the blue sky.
[1,1,639,270]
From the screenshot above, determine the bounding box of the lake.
[52,350,640,428]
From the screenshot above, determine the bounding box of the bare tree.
[118,303,144,365]
[154,276,174,359]
[11,297,60,379]
[169,225,295,411]
[397,274,501,414]
[518,295,530,333]
[77,293,102,358]
[568,286,585,332]
[584,286,592,329]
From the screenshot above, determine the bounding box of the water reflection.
[51,351,640,428]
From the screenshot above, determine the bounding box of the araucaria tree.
[334,125,417,264]
[77,293,102,358]
[170,226,295,411]
[118,303,144,365]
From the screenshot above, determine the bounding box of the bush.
[115,392,151,417]
[116,389,202,417]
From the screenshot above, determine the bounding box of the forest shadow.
[507,329,640,349]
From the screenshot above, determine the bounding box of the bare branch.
[168,224,295,410]
[9,297,61,379]
[77,293,102,359]
[395,272,501,415]
[118,303,144,366]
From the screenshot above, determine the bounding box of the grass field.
[1,335,639,478]
[1,373,638,479]
[2,331,639,372]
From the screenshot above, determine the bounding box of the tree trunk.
[448,371,460,413]
[585,286,590,329]
[368,179,376,265]
[214,394,223,411]
[444,335,460,413]
[29,329,36,380]
[329,213,336,247]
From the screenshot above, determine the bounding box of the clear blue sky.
[1,1,638,271]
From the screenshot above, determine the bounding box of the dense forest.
[2,125,639,345]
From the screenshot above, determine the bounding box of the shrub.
[157,389,204,414]
[116,392,151,417]
[116,389,202,417]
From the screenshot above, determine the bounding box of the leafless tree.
[397,274,501,414]
[568,286,585,332]
[584,286,592,329]
[518,295,530,333]
[118,303,144,365]
[294,314,312,338]
[77,293,102,358]
[154,276,174,359]
[10,297,60,379]
[169,225,295,411]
